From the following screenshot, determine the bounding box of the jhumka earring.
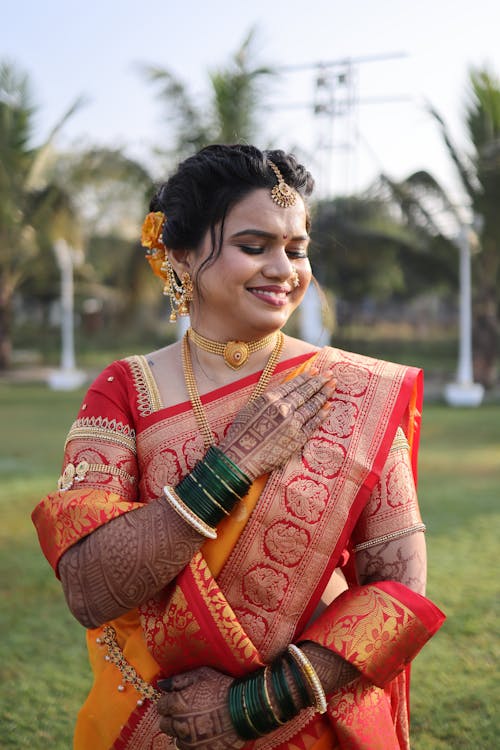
[290,265,300,289]
[161,259,194,322]
[268,160,297,208]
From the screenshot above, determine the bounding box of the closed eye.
[238,245,265,255]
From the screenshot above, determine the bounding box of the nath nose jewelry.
[290,265,300,289]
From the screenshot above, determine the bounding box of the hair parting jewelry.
[268,160,297,208]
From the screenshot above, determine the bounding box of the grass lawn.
[0,382,498,749]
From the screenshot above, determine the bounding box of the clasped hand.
[157,667,244,750]
[220,369,336,480]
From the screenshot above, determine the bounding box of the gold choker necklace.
[187,327,277,370]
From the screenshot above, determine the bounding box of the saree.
[33,346,444,749]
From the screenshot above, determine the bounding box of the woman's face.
[184,188,312,340]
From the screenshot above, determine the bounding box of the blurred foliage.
[380,66,500,387]
[1,46,499,389]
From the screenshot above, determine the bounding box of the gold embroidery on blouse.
[65,416,136,453]
[125,355,163,417]
[58,461,136,491]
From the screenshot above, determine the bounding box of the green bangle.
[285,652,311,707]
[271,658,298,722]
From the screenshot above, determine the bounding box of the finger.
[282,375,336,412]
[295,390,331,421]
[270,370,334,403]
[158,672,197,692]
[302,403,333,434]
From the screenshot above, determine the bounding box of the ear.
[168,248,196,278]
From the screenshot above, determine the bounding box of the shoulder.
[281,334,320,359]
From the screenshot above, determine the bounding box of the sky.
[2,0,500,203]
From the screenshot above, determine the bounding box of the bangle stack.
[228,645,328,741]
[163,446,251,538]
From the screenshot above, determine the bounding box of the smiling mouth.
[247,287,290,306]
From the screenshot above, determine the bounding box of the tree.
[0,60,84,368]
[310,193,456,315]
[0,61,154,368]
[140,28,273,163]
[382,67,500,387]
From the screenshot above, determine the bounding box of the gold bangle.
[287,644,327,714]
[353,523,426,552]
[163,485,217,539]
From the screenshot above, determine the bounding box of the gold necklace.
[187,327,277,370]
[182,330,284,449]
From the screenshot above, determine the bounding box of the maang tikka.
[141,211,193,321]
[268,160,297,208]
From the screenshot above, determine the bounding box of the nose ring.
[290,265,300,289]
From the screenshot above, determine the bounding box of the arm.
[59,371,336,628]
[354,433,427,595]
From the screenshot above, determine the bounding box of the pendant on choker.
[187,327,277,370]
[223,341,250,369]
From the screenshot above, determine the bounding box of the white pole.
[47,240,86,390]
[456,228,473,385]
[444,227,484,407]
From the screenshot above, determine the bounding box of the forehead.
[225,188,308,236]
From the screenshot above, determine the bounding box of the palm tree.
[140,28,273,163]
[0,61,154,369]
[0,60,85,369]
[381,67,500,388]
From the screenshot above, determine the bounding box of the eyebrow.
[230,228,309,242]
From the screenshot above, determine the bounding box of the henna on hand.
[300,642,359,697]
[355,531,427,595]
[220,372,336,480]
[59,499,204,628]
[157,668,244,750]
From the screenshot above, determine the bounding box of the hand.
[219,370,336,480]
[157,667,244,750]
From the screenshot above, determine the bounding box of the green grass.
[0,384,498,748]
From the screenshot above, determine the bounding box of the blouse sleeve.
[351,427,426,552]
[32,360,144,575]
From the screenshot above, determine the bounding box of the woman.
[33,144,444,750]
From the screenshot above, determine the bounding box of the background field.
[0,379,498,749]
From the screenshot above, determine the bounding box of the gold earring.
[161,258,193,321]
[290,265,300,289]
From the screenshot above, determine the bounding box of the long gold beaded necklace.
[182,330,284,450]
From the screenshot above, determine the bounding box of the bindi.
[283,234,288,239]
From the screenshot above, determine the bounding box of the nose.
[262,248,294,281]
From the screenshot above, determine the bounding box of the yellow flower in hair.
[141,211,165,251]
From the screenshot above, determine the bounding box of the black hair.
[149,144,315,284]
